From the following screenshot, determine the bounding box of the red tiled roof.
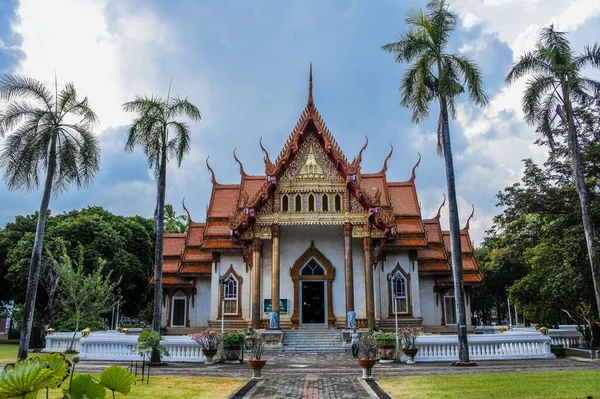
[163,258,180,273]
[187,222,204,246]
[204,219,231,237]
[239,175,267,208]
[388,181,420,217]
[442,231,474,254]
[180,264,211,275]
[360,173,390,206]
[163,234,185,256]
[419,262,451,273]
[149,276,194,286]
[207,184,239,218]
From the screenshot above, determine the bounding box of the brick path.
[245,374,373,399]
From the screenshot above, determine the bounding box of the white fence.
[43,332,83,353]
[415,332,555,361]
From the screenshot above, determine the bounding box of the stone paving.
[244,374,374,399]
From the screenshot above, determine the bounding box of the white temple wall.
[195,277,211,327]
[211,253,249,321]
[351,238,366,319]
[380,252,416,319]
[279,225,346,323]
[419,276,438,326]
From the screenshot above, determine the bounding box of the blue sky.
[1,0,599,245]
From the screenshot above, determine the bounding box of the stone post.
[364,236,375,329]
[343,223,354,323]
[271,224,281,329]
[251,238,262,329]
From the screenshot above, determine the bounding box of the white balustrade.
[43,332,83,353]
[548,329,583,348]
[414,332,555,362]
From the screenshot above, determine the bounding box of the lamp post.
[219,275,225,362]
[115,287,122,330]
[394,297,400,362]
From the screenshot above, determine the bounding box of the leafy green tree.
[52,241,119,350]
[123,93,201,331]
[382,0,488,363]
[506,25,600,318]
[0,75,100,360]
[164,203,187,233]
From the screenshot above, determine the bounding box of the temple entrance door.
[301,281,325,324]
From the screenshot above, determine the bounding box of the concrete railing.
[79,333,206,362]
[415,332,555,362]
[43,332,83,352]
[548,329,583,348]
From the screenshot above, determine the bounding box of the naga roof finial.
[259,137,272,165]
[410,152,422,181]
[307,62,314,106]
[356,135,368,164]
[382,144,394,173]
[182,197,192,222]
[434,194,446,219]
[233,148,246,176]
[206,156,217,185]
[464,205,475,230]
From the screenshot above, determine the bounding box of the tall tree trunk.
[152,142,167,332]
[439,96,470,364]
[18,135,58,360]
[561,91,600,318]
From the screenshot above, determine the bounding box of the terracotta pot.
[248,359,267,380]
[357,359,378,380]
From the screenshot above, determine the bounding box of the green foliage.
[42,353,71,389]
[100,366,135,396]
[357,331,379,360]
[137,330,169,359]
[164,204,187,233]
[223,332,245,347]
[0,360,57,398]
[53,314,108,333]
[64,374,106,399]
[0,207,153,317]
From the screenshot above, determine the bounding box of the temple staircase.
[281,327,345,353]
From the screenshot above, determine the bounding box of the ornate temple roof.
[157,66,482,286]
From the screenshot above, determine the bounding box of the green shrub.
[54,314,108,332]
[223,332,245,347]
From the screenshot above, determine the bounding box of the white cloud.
[461,13,481,30]
[12,0,175,130]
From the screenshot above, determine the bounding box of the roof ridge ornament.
[233,148,246,176]
[259,137,272,165]
[434,194,446,219]
[307,62,313,107]
[182,197,192,222]
[410,152,422,181]
[382,144,394,173]
[206,156,218,185]
[464,205,475,230]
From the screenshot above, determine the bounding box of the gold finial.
[308,62,313,106]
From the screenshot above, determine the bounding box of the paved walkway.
[244,374,374,399]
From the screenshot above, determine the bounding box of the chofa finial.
[382,144,394,173]
[182,197,192,222]
[233,148,245,176]
[434,194,446,219]
[206,156,217,185]
[464,205,475,230]
[410,152,421,181]
[259,137,272,165]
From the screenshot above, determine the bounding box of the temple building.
[155,68,482,333]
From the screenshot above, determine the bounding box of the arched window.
[219,266,243,318]
[391,272,408,314]
[295,195,302,212]
[334,194,342,212]
[308,194,315,211]
[282,195,289,212]
[322,194,329,211]
[224,274,238,315]
[300,258,326,276]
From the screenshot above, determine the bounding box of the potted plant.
[223,331,245,361]
[356,331,379,379]
[399,327,421,364]
[137,330,169,365]
[247,332,267,379]
[374,331,397,362]
[191,330,223,364]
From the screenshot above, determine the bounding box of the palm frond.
[381,32,432,63]
[575,43,600,69]
[522,74,555,124]
[538,25,570,55]
[167,97,202,121]
[0,102,49,137]
[57,82,77,115]
[0,75,54,111]
[536,92,559,146]
[167,121,191,166]
[426,0,457,50]
[506,51,553,83]
[400,59,435,123]
[450,55,488,107]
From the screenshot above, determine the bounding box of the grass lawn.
[1,344,246,398]
[378,370,600,399]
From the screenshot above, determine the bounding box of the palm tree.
[164,203,187,233]
[123,94,201,331]
[382,0,488,364]
[506,25,600,318]
[0,75,99,360]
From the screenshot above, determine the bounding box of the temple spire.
[307,62,314,106]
